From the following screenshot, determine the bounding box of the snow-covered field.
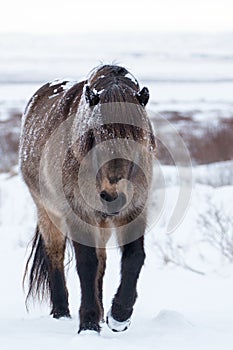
[1,163,233,350]
[0,32,233,349]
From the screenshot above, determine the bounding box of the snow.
[49,79,68,87]
[124,73,138,86]
[1,163,233,349]
[49,79,77,90]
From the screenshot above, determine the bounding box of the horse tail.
[23,225,50,308]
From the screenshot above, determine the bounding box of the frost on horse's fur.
[20,65,156,334]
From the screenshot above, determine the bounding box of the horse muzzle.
[100,191,127,217]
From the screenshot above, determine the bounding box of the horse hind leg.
[24,209,70,318]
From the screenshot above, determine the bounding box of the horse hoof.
[78,321,101,334]
[106,311,131,332]
[52,309,71,319]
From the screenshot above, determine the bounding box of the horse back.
[19,79,85,194]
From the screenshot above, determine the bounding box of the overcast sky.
[1,0,233,33]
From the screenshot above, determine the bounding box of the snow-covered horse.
[20,65,155,333]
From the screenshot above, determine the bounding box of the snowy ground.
[1,165,233,350]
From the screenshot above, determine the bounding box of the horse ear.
[85,85,100,107]
[137,87,149,106]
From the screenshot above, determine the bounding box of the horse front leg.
[73,241,102,333]
[107,221,146,332]
[96,248,107,321]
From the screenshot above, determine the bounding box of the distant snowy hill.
[0,32,233,84]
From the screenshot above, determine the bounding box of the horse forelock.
[87,65,140,101]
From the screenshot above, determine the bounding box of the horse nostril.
[100,190,118,202]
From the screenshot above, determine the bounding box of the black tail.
[23,226,50,308]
